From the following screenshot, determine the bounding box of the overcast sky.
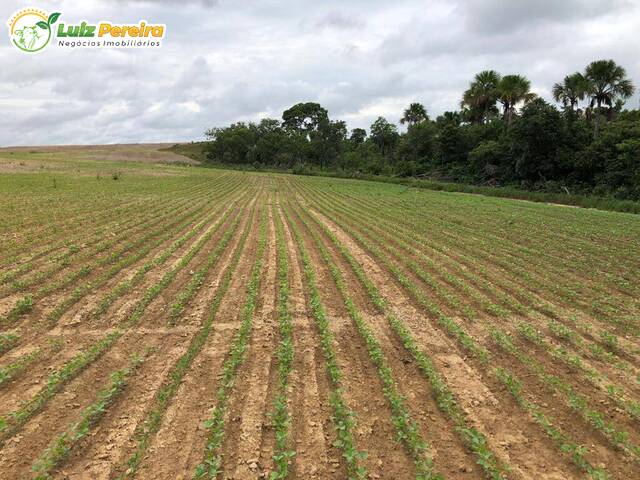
[2,0,639,146]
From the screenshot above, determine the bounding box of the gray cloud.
[118,0,219,6]
[313,11,364,30]
[0,0,639,146]
[461,0,632,34]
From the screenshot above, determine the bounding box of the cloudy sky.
[1,0,639,146]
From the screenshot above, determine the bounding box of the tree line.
[203,59,639,200]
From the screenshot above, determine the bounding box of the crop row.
[193,207,267,479]
[294,180,636,369]
[284,206,368,479]
[269,206,296,479]
[289,203,442,479]
[0,333,18,356]
[0,180,246,330]
[1,176,235,300]
[313,191,637,376]
[300,203,509,479]
[297,186,618,478]
[0,178,220,288]
[0,177,221,270]
[303,180,639,324]
[319,214,607,476]
[333,181,640,284]
[0,172,221,251]
[0,178,225,294]
[30,351,147,479]
[166,203,247,325]
[0,196,242,391]
[0,190,240,443]
[491,329,639,458]
[306,188,637,415]
[120,204,256,478]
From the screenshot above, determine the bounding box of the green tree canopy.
[461,70,501,124]
[585,59,635,136]
[370,117,399,156]
[349,128,367,145]
[400,102,428,126]
[281,102,329,136]
[497,74,536,126]
[552,72,587,110]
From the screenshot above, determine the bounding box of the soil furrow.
[312,206,585,480]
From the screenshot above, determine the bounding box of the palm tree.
[497,74,536,126]
[460,70,501,124]
[552,72,587,110]
[584,59,635,136]
[400,102,428,126]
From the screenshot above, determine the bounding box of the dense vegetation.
[200,59,640,201]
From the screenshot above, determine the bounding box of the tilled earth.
[1,154,639,480]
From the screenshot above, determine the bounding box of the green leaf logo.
[9,8,60,53]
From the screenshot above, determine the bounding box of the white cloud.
[0,0,638,145]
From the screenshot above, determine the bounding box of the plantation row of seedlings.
[0,179,249,394]
[0,171,638,479]
[1,176,220,270]
[0,180,245,337]
[0,193,246,444]
[1,181,215,297]
[0,175,245,325]
[285,177,639,479]
[293,179,638,371]
[0,177,253,451]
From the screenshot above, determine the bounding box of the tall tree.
[584,59,635,136]
[552,72,587,110]
[309,119,347,170]
[252,119,288,166]
[397,120,437,171]
[370,117,399,157]
[281,102,329,137]
[461,70,501,124]
[497,74,536,126]
[400,102,428,126]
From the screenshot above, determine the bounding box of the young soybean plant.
[168,211,242,325]
[0,199,227,445]
[31,352,146,479]
[0,333,19,356]
[0,347,44,387]
[193,208,267,479]
[491,328,638,459]
[495,367,609,480]
[92,191,240,318]
[269,207,296,479]
[119,206,255,479]
[284,206,367,480]
[303,207,509,480]
[294,205,442,480]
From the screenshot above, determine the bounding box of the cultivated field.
[0,145,639,480]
